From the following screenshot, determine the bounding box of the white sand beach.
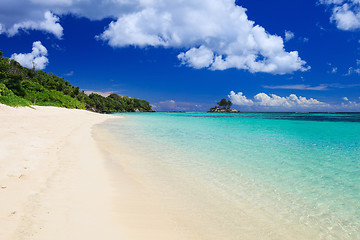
[0,105,327,240]
[0,105,182,240]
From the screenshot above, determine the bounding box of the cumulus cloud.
[320,0,360,30]
[229,91,360,111]
[11,41,49,70]
[99,1,308,74]
[178,46,215,69]
[228,91,254,106]
[0,0,130,38]
[4,11,63,38]
[254,93,324,107]
[284,30,295,42]
[229,91,328,110]
[0,0,308,74]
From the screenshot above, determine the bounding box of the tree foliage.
[217,98,232,109]
[0,83,31,107]
[0,50,153,112]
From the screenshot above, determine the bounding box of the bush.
[0,83,13,96]
[0,83,31,107]
[24,89,85,109]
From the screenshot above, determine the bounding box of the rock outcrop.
[208,106,240,113]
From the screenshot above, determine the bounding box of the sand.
[0,104,183,240]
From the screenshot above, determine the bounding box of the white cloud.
[327,62,338,73]
[284,30,295,42]
[302,37,309,43]
[5,11,63,38]
[11,41,49,70]
[178,46,215,69]
[254,93,324,107]
[262,84,330,90]
[228,91,254,106]
[320,0,360,30]
[229,90,360,111]
[345,66,360,75]
[99,1,308,74]
[0,0,308,74]
[340,97,360,110]
[229,91,328,110]
[0,0,139,38]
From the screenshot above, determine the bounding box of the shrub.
[0,83,31,107]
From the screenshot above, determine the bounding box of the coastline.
[93,115,319,240]
[2,107,356,239]
[0,104,185,240]
[0,104,123,239]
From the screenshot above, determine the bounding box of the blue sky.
[0,0,360,111]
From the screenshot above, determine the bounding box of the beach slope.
[0,104,122,239]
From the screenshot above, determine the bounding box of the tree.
[217,98,228,109]
[227,100,232,109]
[217,98,232,109]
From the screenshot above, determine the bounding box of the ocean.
[96,112,360,239]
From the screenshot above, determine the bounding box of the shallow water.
[99,112,360,239]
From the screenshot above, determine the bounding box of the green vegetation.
[217,98,232,109]
[0,83,31,107]
[0,49,153,112]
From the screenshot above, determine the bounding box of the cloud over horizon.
[153,99,204,111]
[229,91,360,111]
[228,91,329,110]
[0,0,308,74]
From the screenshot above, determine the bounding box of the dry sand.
[0,104,182,240]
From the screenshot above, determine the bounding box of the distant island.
[208,98,240,113]
[0,49,153,113]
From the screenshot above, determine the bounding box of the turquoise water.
[100,112,360,239]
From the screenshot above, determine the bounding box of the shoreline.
[0,104,123,239]
[0,104,185,240]
[94,116,319,240]
[2,106,352,239]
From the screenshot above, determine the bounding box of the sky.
[0,0,360,112]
